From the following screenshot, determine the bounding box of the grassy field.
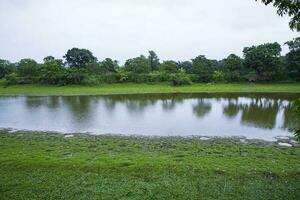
[0,130,299,199]
[0,83,299,95]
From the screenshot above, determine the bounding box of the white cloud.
[0,0,298,63]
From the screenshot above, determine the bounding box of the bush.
[4,73,18,85]
[170,69,192,86]
[294,99,300,142]
[117,68,129,83]
[212,71,226,82]
[147,71,170,82]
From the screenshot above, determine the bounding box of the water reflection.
[0,93,299,140]
[193,99,212,118]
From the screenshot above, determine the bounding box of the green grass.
[0,83,299,95]
[0,130,299,199]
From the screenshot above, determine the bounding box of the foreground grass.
[0,83,299,95]
[0,130,299,199]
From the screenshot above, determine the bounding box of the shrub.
[147,71,169,82]
[212,71,226,82]
[170,68,192,86]
[294,99,300,142]
[117,68,129,83]
[4,73,18,85]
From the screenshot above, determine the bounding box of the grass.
[0,130,299,199]
[0,83,299,95]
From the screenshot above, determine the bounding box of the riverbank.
[0,130,299,199]
[0,83,300,96]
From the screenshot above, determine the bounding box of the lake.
[0,93,299,141]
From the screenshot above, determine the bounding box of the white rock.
[64,134,74,138]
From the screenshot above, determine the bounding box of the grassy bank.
[0,83,299,96]
[0,130,299,199]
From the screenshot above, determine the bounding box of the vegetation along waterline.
[0,37,299,87]
[0,129,299,200]
[0,83,300,96]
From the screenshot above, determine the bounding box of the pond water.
[0,93,299,141]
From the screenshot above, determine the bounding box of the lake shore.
[0,83,300,96]
[1,130,299,199]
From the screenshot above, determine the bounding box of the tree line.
[0,37,299,86]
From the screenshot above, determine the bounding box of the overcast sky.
[0,0,298,63]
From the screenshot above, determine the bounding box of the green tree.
[243,43,282,81]
[65,68,87,84]
[124,55,151,74]
[285,37,300,80]
[159,60,179,73]
[40,56,65,84]
[148,51,160,71]
[178,61,193,74]
[170,68,191,86]
[191,55,214,82]
[212,70,226,82]
[17,59,40,82]
[224,54,243,81]
[100,58,119,74]
[64,48,97,68]
[293,99,300,141]
[256,0,300,31]
[0,59,15,78]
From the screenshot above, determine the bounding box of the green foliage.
[39,56,65,85]
[4,73,18,85]
[147,71,169,82]
[1,40,299,86]
[257,0,300,31]
[159,60,179,73]
[125,55,151,74]
[191,55,214,82]
[243,43,282,81]
[0,59,15,78]
[65,68,88,84]
[224,54,243,81]
[148,50,160,71]
[100,58,119,74]
[285,37,300,80]
[64,48,97,68]
[293,99,300,141]
[178,61,193,74]
[117,68,129,82]
[170,68,192,86]
[17,59,40,83]
[212,70,226,82]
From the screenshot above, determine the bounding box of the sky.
[0,0,299,64]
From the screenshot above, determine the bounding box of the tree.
[100,58,119,74]
[124,55,151,74]
[170,68,191,86]
[191,55,214,82]
[178,61,193,74]
[159,60,179,73]
[224,54,243,81]
[148,51,160,71]
[64,48,97,68]
[40,56,65,84]
[285,37,300,80]
[0,59,15,78]
[17,59,40,81]
[243,43,282,81]
[212,70,226,82]
[292,99,300,141]
[256,0,300,31]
